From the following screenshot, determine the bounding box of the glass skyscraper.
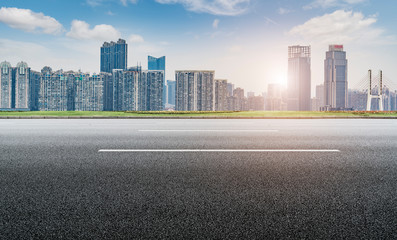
[287,45,311,111]
[100,39,128,73]
[148,56,166,109]
[324,45,348,109]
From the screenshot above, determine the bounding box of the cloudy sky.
[0,0,396,95]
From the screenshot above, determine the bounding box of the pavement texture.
[0,119,396,239]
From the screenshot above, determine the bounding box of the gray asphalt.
[0,119,396,239]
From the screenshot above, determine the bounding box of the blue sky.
[0,0,396,95]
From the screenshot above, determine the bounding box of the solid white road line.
[98,149,340,153]
[138,130,279,132]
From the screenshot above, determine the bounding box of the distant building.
[0,61,13,109]
[148,56,166,109]
[39,68,72,111]
[175,70,215,111]
[287,45,311,111]
[248,96,265,111]
[311,84,325,111]
[324,45,348,109]
[227,83,234,97]
[247,91,255,98]
[14,62,30,109]
[348,89,367,111]
[267,84,284,111]
[167,80,176,106]
[316,84,324,109]
[102,72,114,111]
[215,79,228,111]
[145,70,164,111]
[112,69,139,111]
[100,39,127,73]
[29,70,41,111]
[233,88,246,111]
[72,72,106,111]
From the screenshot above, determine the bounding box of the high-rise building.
[112,69,139,111]
[14,62,30,109]
[29,70,41,111]
[72,72,105,111]
[287,45,311,111]
[248,96,265,111]
[0,61,13,109]
[167,80,176,106]
[233,87,246,111]
[247,92,255,98]
[102,72,113,111]
[39,68,72,111]
[324,45,348,109]
[215,79,228,111]
[175,70,215,111]
[267,84,283,111]
[145,70,164,111]
[227,83,234,97]
[100,39,127,73]
[148,56,166,109]
[0,61,31,110]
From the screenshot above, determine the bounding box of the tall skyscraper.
[0,61,13,109]
[215,79,228,111]
[324,45,348,109]
[167,80,176,106]
[148,56,166,109]
[100,39,127,73]
[175,70,215,111]
[287,45,311,111]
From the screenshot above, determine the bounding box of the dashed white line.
[138,130,279,132]
[98,149,340,153]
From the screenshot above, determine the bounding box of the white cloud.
[264,16,278,26]
[86,0,137,7]
[128,34,144,43]
[0,7,63,35]
[212,19,220,29]
[288,10,386,45]
[66,20,121,40]
[155,0,250,16]
[120,0,138,6]
[304,0,366,9]
[278,8,292,15]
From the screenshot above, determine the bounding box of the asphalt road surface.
[1,119,396,239]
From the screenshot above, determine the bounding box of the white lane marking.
[138,130,279,132]
[99,149,340,153]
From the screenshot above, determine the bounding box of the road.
[0,119,396,239]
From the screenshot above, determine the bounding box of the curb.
[0,116,397,119]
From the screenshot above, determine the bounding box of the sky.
[0,0,396,95]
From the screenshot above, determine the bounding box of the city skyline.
[0,0,396,95]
